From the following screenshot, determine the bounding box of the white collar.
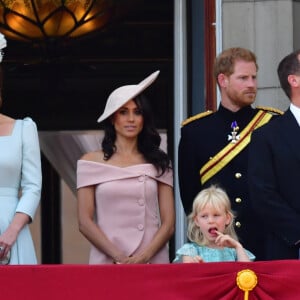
[290,103,300,126]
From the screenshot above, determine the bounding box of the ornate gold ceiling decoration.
[0,0,116,42]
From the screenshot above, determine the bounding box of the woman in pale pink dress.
[77,71,175,264]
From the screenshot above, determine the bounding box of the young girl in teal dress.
[174,185,255,262]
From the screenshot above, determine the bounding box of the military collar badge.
[228,121,240,143]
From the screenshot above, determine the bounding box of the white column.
[173,0,187,251]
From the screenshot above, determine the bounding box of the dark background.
[1,0,174,132]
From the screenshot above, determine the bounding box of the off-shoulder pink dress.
[77,160,173,264]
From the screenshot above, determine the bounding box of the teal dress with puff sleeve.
[173,242,255,262]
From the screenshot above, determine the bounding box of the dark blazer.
[248,109,300,259]
[178,105,275,260]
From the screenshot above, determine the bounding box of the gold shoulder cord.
[181,110,214,127]
[256,106,284,115]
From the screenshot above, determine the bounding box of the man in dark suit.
[248,49,300,260]
[178,47,282,260]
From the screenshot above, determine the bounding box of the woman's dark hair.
[101,94,171,176]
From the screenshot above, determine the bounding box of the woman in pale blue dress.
[174,185,255,263]
[0,33,42,264]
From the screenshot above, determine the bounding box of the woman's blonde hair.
[187,185,238,245]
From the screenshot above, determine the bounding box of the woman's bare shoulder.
[0,113,15,123]
[0,114,16,136]
[80,150,105,162]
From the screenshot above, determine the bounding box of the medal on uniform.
[228,121,240,143]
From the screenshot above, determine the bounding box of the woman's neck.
[114,137,139,155]
[109,138,146,166]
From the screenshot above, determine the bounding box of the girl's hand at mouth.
[215,230,240,249]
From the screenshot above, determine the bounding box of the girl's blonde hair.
[187,185,238,245]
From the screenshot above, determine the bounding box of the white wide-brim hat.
[97,70,160,123]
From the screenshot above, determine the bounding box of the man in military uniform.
[178,47,282,260]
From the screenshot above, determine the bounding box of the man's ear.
[218,73,228,88]
[288,74,300,88]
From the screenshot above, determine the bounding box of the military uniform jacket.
[248,109,300,259]
[178,104,276,260]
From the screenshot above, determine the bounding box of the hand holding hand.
[114,253,149,264]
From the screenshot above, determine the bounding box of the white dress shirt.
[290,103,300,126]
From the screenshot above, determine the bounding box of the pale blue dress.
[173,242,255,262]
[0,117,42,264]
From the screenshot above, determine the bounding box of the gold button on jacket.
[235,221,241,228]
